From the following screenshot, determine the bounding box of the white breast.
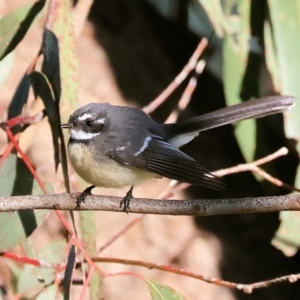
[68,143,158,188]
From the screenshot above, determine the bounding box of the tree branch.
[1,193,300,215]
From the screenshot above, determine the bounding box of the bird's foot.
[76,185,95,209]
[120,186,134,213]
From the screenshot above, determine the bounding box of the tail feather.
[165,96,295,142]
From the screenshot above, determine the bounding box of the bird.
[61,95,295,212]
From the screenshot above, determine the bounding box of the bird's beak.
[61,123,72,129]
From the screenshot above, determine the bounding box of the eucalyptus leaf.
[17,240,66,296]
[0,52,14,87]
[0,154,51,251]
[42,28,61,102]
[30,71,60,170]
[146,279,186,300]
[7,73,31,134]
[0,0,46,60]
[51,0,78,123]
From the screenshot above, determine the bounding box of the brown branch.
[165,60,206,123]
[1,193,300,215]
[237,273,300,293]
[171,147,292,195]
[215,147,289,177]
[93,257,300,293]
[142,38,208,114]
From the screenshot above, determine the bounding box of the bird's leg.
[76,185,95,209]
[120,186,134,213]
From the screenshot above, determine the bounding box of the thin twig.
[251,166,300,192]
[79,266,94,300]
[237,273,300,293]
[215,147,289,177]
[93,257,300,293]
[94,257,236,288]
[173,147,291,194]
[142,39,208,114]
[0,251,61,268]
[166,60,206,124]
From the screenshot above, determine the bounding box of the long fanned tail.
[166,95,295,136]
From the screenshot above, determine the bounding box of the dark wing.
[108,135,224,190]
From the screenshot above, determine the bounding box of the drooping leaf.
[264,20,281,93]
[239,0,266,100]
[46,1,78,192]
[268,0,300,188]
[7,73,31,134]
[145,279,186,300]
[0,0,46,60]
[0,154,50,251]
[50,0,78,123]
[30,71,60,170]
[222,1,256,162]
[268,0,300,244]
[42,28,61,102]
[62,245,75,300]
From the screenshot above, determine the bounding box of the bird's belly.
[68,142,157,188]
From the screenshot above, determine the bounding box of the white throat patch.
[70,129,100,140]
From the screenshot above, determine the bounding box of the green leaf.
[145,279,186,300]
[234,119,256,162]
[51,0,78,122]
[264,21,281,92]
[62,245,75,299]
[0,0,46,60]
[79,212,102,299]
[222,1,254,162]
[222,0,250,105]
[0,154,50,251]
[268,0,300,188]
[239,1,266,100]
[36,284,63,300]
[0,52,14,87]
[198,0,230,37]
[7,73,31,134]
[30,71,60,170]
[17,240,66,295]
[42,28,61,102]
[272,211,300,256]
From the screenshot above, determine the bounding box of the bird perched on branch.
[62,95,295,212]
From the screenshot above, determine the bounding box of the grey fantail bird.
[61,95,295,212]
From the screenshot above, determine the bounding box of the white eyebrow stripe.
[134,136,151,156]
[70,129,100,140]
[78,113,93,121]
[95,118,106,124]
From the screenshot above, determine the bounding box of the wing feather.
[109,135,223,189]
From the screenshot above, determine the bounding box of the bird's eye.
[85,120,93,126]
